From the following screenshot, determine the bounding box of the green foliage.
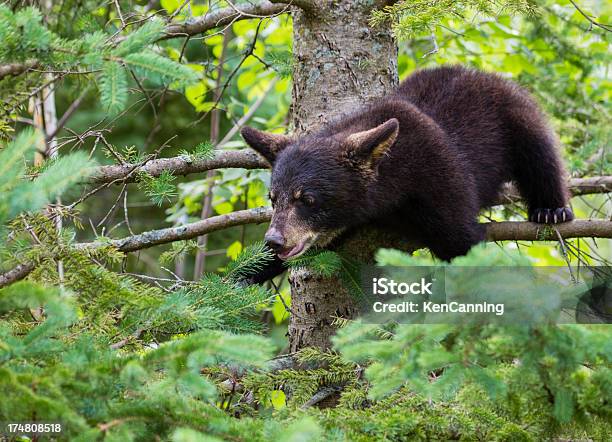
[124,51,199,86]
[113,18,166,57]
[285,250,343,277]
[0,130,93,225]
[180,141,216,161]
[330,246,612,435]
[138,170,178,206]
[99,61,128,114]
[244,348,359,408]
[372,0,539,40]
[0,2,609,441]
[0,6,54,62]
[224,241,275,282]
[0,219,283,440]
[0,5,199,126]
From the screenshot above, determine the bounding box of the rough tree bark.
[288,2,399,351]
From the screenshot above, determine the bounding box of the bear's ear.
[343,119,399,169]
[241,127,291,165]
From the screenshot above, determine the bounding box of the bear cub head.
[241,118,399,260]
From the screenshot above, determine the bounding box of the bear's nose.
[264,230,285,253]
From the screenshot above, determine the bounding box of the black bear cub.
[241,66,573,282]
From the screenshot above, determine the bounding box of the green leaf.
[270,389,286,410]
[226,241,243,260]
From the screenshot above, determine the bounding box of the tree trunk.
[288,2,399,351]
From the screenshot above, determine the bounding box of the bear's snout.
[264,228,285,253]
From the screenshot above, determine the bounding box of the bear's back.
[395,65,527,142]
[394,66,540,205]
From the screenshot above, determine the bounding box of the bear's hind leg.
[506,102,574,224]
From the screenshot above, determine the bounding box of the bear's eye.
[301,194,315,206]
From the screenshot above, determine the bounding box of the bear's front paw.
[529,207,574,224]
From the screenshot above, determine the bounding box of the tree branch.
[485,219,612,242]
[1,2,299,79]
[0,60,39,80]
[79,207,272,253]
[90,148,612,196]
[162,1,291,40]
[2,212,611,289]
[269,0,320,15]
[0,263,36,288]
[568,0,612,33]
[495,176,612,203]
[2,170,611,289]
[89,150,267,184]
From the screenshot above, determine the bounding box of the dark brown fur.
[241,66,573,281]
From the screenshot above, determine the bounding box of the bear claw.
[529,207,574,224]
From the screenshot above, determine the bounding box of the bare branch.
[162,1,290,40]
[269,0,320,15]
[84,217,612,254]
[0,263,36,287]
[568,0,612,33]
[0,60,39,80]
[495,176,612,204]
[90,150,611,195]
[89,150,267,184]
[486,219,612,242]
[566,176,612,196]
[80,207,272,253]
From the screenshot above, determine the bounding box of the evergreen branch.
[224,241,275,281]
[100,62,128,114]
[0,129,38,189]
[113,18,165,57]
[123,51,198,85]
[2,216,611,288]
